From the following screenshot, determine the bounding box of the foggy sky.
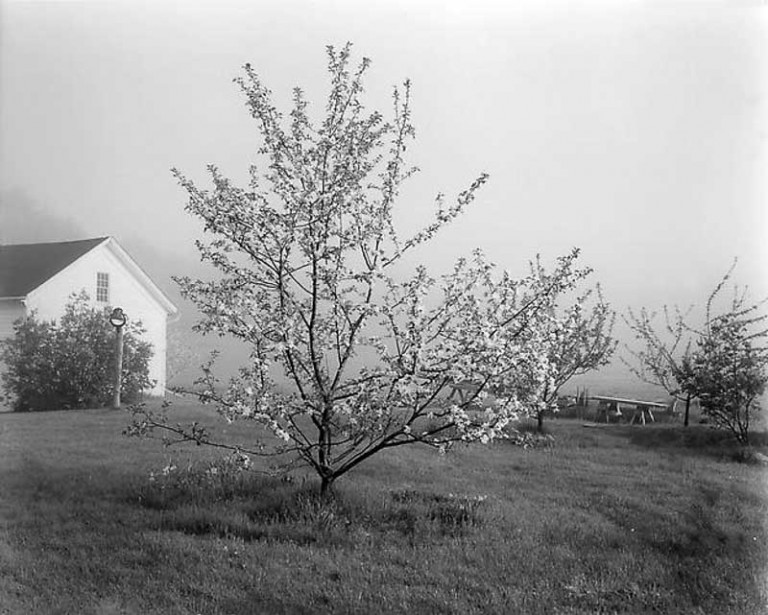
[1,0,766,392]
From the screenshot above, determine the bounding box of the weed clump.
[136,453,257,510]
[386,489,487,536]
[505,423,556,449]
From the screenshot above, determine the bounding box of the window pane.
[96,272,109,303]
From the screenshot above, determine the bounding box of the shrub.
[0,292,154,411]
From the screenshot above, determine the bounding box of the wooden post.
[112,324,124,409]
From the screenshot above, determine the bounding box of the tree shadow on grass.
[605,424,768,463]
[584,481,766,613]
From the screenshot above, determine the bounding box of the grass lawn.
[0,403,767,614]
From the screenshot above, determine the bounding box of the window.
[96,272,110,303]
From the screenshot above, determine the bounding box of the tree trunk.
[740,408,750,446]
[320,475,335,497]
[683,394,691,427]
[537,410,544,433]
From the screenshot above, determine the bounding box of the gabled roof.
[0,237,178,316]
[0,237,108,298]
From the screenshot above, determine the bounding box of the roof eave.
[104,238,179,316]
[24,238,111,303]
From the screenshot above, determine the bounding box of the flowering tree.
[130,44,597,494]
[165,323,202,387]
[625,262,767,435]
[623,305,696,425]
[517,276,616,432]
[683,269,767,444]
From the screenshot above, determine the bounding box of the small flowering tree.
[625,262,767,436]
[516,276,616,432]
[623,305,696,425]
[683,268,767,445]
[686,314,766,444]
[165,323,202,387]
[130,44,597,494]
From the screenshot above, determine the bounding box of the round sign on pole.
[109,307,127,328]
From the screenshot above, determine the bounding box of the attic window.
[96,272,110,303]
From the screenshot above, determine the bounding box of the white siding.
[25,244,169,395]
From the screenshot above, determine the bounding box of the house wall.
[25,244,169,396]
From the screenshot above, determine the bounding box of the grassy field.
[0,403,767,614]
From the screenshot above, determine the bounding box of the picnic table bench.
[591,395,669,425]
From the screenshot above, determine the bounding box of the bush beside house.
[0,292,153,411]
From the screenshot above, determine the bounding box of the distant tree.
[129,44,601,495]
[518,276,616,433]
[683,270,767,445]
[165,323,201,387]
[624,305,696,425]
[625,262,767,437]
[0,292,153,411]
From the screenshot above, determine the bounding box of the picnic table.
[591,395,669,425]
[447,381,480,404]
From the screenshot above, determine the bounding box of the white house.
[0,236,178,396]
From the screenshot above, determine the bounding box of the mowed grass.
[0,403,767,614]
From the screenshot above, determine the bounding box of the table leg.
[597,401,608,423]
